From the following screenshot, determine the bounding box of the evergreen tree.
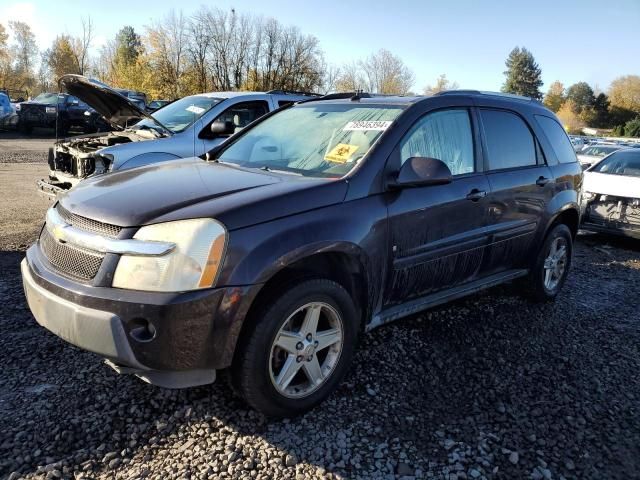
[592,93,611,128]
[502,47,543,100]
[115,26,142,66]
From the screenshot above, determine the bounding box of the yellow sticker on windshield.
[325,143,359,163]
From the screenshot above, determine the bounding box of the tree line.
[0,8,420,100]
[502,47,640,137]
[1,11,639,137]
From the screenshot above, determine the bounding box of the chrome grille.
[39,227,105,280]
[56,204,121,239]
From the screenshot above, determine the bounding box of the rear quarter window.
[535,115,578,164]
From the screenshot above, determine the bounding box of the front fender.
[115,152,181,171]
[218,195,389,316]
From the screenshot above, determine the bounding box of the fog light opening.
[128,318,157,343]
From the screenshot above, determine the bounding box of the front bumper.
[37,178,68,199]
[22,246,261,387]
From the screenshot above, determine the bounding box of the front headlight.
[112,218,227,292]
[582,191,596,202]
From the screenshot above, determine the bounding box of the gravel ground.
[1,136,639,479]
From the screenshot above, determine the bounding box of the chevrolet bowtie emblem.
[52,223,67,242]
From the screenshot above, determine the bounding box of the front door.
[200,100,270,154]
[383,108,491,308]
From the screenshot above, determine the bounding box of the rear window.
[536,115,577,164]
[481,110,536,170]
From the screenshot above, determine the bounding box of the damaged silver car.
[581,148,640,238]
[39,75,316,197]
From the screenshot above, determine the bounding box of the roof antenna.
[350,89,363,101]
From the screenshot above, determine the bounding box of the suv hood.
[59,75,169,133]
[58,158,348,230]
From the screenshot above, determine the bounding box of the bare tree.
[70,16,94,75]
[359,49,414,95]
[188,7,212,92]
[8,21,38,93]
[146,10,189,98]
[423,74,459,95]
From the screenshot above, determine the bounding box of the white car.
[576,144,622,169]
[581,149,640,238]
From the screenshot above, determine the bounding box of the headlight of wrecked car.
[582,191,596,202]
[112,219,228,292]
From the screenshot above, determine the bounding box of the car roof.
[192,91,313,100]
[299,90,550,113]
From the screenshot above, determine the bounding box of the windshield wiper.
[260,166,301,176]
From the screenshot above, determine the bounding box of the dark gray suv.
[22,90,582,416]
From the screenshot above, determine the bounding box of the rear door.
[478,108,554,273]
[383,106,491,308]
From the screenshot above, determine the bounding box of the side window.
[400,109,474,176]
[215,101,269,133]
[535,115,578,164]
[481,110,536,170]
[278,100,294,108]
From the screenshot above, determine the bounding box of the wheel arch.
[228,247,372,369]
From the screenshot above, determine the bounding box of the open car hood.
[58,74,169,133]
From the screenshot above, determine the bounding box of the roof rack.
[435,90,538,102]
[266,89,322,97]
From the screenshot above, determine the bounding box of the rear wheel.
[525,223,573,302]
[231,279,358,417]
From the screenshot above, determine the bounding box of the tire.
[525,223,573,302]
[231,279,359,417]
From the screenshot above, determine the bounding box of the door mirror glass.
[209,120,235,137]
[391,157,452,188]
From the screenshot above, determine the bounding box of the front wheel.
[525,223,573,302]
[231,279,359,417]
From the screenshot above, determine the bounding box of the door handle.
[466,189,487,201]
[536,176,552,186]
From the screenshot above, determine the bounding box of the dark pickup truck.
[18,92,107,135]
[22,90,582,416]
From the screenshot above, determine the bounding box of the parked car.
[17,92,107,135]
[115,88,147,109]
[146,99,171,112]
[39,74,318,197]
[581,148,640,238]
[21,90,582,416]
[570,136,586,152]
[576,144,622,169]
[0,91,17,129]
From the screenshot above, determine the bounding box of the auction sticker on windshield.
[186,105,206,114]
[325,143,359,163]
[343,120,392,131]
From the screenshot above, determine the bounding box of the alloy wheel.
[269,302,344,399]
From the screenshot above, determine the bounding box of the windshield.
[582,145,619,157]
[33,93,61,105]
[591,149,640,177]
[135,95,222,133]
[217,103,404,178]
